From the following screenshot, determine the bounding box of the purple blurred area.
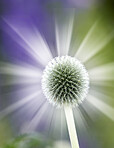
[1,0,96,15]
[0,0,100,64]
[1,0,58,64]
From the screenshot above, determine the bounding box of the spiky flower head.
[42,56,89,107]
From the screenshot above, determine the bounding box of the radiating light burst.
[0,91,41,120]
[75,20,114,64]
[3,18,53,67]
[87,94,114,121]
[55,11,74,56]
[89,62,114,81]
[0,14,114,148]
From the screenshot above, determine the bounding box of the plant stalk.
[64,106,79,148]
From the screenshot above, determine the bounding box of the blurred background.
[0,0,114,148]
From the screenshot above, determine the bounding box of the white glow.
[49,108,64,137]
[60,109,67,138]
[55,22,60,56]
[74,107,89,130]
[54,141,71,148]
[43,106,55,133]
[0,91,41,120]
[87,94,114,121]
[89,90,114,104]
[75,21,114,63]
[75,21,98,58]
[0,77,41,86]
[90,80,114,87]
[1,16,114,142]
[3,18,53,66]
[0,62,42,78]
[89,63,114,81]
[83,32,114,63]
[22,102,49,133]
[55,12,74,56]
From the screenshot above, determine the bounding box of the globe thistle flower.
[0,4,114,148]
[41,55,89,148]
[42,56,89,107]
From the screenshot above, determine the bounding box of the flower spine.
[42,56,89,107]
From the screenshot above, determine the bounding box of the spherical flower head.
[42,56,89,107]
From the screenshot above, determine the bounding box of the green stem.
[64,106,79,148]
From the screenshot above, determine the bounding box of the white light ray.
[55,22,60,56]
[23,102,48,132]
[55,12,74,56]
[0,77,40,86]
[21,94,45,119]
[89,63,114,81]
[65,15,74,55]
[0,91,41,120]
[50,109,62,137]
[89,90,114,105]
[20,99,47,134]
[0,62,42,78]
[75,21,98,58]
[90,80,114,87]
[60,108,67,139]
[3,18,53,66]
[74,107,98,148]
[74,108,89,130]
[75,21,114,63]
[44,106,55,133]
[53,141,71,148]
[74,108,91,139]
[82,101,99,121]
[1,83,41,99]
[83,32,114,63]
[87,94,114,121]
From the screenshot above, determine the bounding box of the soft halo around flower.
[0,4,114,148]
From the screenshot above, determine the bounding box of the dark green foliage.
[3,134,52,148]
